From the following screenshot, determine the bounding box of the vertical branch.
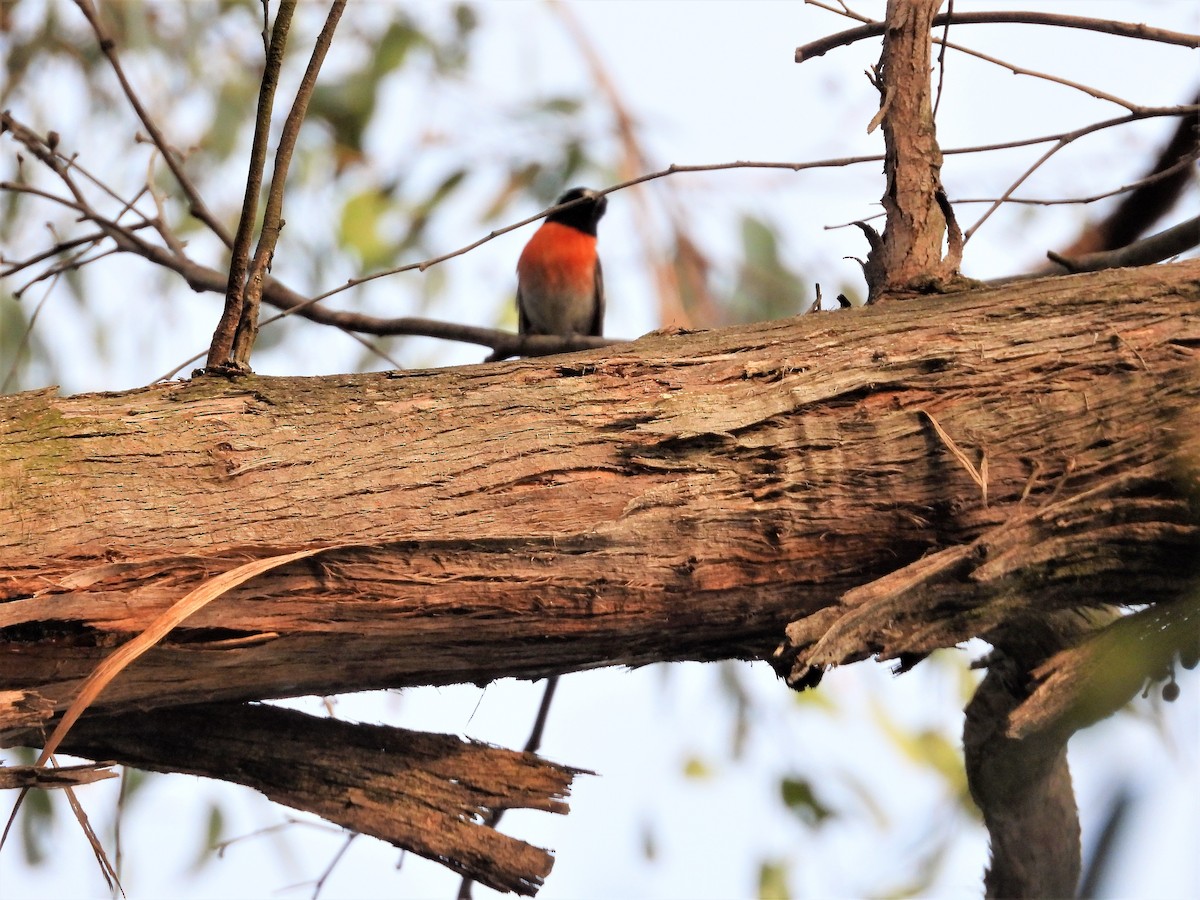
[867,0,963,299]
[230,0,348,369]
[206,0,298,373]
[965,647,1082,898]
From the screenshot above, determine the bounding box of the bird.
[516,186,607,339]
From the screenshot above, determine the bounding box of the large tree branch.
[2,259,1197,719]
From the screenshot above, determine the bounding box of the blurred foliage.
[0,0,625,390]
[191,802,227,873]
[714,654,985,898]
[728,215,809,323]
[779,776,835,828]
[758,858,792,900]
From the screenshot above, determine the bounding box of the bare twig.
[0,222,154,280]
[61,779,124,897]
[932,0,952,119]
[964,107,1200,242]
[231,0,347,370]
[72,0,233,245]
[807,0,1174,113]
[311,832,358,900]
[952,151,1200,207]
[921,409,987,506]
[208,0,297,372]
[798,9,1200,62]
[1054,93,1200,259]
[6,108,1195,358]
[457,675,561,900]
[0,762,118,791]
[932,37,1151,112]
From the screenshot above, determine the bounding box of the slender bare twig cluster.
[0,3,1195,375]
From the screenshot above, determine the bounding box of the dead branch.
[0,762,117,791]
[1010,592,1200,742]
[1,259,1197,895]
[8,703,582,896]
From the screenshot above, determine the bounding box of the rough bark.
[866,0,962,296]
[7,703,580,895]
[3,260,1198,711]
[2,259,1199,892]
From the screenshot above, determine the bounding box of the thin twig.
[208,0,297,370]
[7,107,1195,358]
[932,0,952,119]
[71,0,232,245]
[797,9,1199,62]
[61,777,123,897]
[952,151,1200,207]
[456,675,561,900]
[806,0,1180,113]
[0,223,150,278]
[311,832,358,900]
[232,0,347,369]
[15,247,121,299]
[0,273,59,392]
[963,108,1199,242]
[921,409,988,506]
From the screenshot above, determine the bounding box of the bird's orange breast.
[516,221,598,296]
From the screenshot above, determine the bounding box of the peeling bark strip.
[1,261,1199,726]
[5,703,581,896]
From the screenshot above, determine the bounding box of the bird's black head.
[545,186,607,236]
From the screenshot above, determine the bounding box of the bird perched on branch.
[516,186,607,339]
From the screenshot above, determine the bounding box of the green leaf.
[681,755,715,779]
[20,785,55,866]
[871,699,971,810]
[190,802,226,872]
[339,188,394,269]
[757,859,791,900]
[730,215,807,323]
[373,19,424,77]
[396,169,467,254]
[779,776,835,827]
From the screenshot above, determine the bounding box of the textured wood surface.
[2,260,1198,725]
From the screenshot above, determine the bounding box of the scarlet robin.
[516,187,607,338]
